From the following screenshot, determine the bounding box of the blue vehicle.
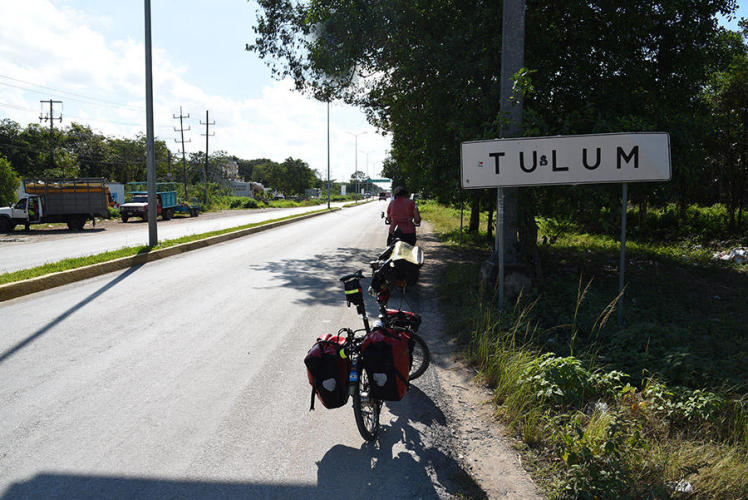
[120,182,179,222]
[173,197,201,217]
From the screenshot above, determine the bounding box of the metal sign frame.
[461,132,671,189]
[460,131,671,324]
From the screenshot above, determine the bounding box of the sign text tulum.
[461,132,671,188]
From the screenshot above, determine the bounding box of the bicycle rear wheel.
[409,333,430,381]
[353,369,381,441]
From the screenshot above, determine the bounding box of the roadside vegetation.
[0,208,334,286]
[424,201,747,498]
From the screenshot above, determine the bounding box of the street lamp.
[346,131,367,204]
[364,150,375,197]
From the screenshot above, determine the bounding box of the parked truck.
[119,182,179,222]
[0,178,109,232]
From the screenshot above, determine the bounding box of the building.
[222,160,239,180]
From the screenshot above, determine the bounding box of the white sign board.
[461,132,671,188]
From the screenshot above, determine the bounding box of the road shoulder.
[416,223,543,499]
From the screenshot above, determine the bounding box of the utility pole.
[491,0,526,309]
[173,106,191,200]
[143,0,157,246]
[200,110,215,204]
[39,99,62,175]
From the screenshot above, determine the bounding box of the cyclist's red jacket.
[387,197,416,234]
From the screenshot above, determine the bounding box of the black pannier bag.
[304,334,351,410]
[360,327,412,401]
[343,277,364,307]
[371,241,424,291]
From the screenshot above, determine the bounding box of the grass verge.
[0,208,334,286]
[426,202,747,499]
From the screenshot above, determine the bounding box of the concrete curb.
[0,208,341,303]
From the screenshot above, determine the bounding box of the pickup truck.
[0,178,109,232]
[120,182,178,222]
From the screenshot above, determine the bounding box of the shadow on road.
[2,387,482,499]
[0,265,142,365]
[2,474,315,499]
[316,386,484,499]
[248,246,379,307]
[10,227,108,235]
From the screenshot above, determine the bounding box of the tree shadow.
[247,246,379,308]
[2,474,315,499]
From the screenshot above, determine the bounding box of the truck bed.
[25,179,109,217]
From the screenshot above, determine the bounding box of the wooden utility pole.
[173,106,191,200]
[39,99,62,175]
[200,110,215,204]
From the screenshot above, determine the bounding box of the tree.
[0,155,20,207]
[249,0,741,265]
[703,25,748,230]
[281,157,318,194]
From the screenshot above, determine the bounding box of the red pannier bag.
[304,334,351,410]
[361,327,411,401]
[383,309,421,332]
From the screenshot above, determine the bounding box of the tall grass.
[431,203,748,498]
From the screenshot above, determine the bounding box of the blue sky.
[0,0,390,183]
[0,1,745,184]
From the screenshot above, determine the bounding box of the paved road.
[0,202,479,499]
[0,201,357,274]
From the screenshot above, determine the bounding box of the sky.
[0,1,745,184]
[0,0,391,184]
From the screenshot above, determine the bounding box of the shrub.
[107,206,120,219]
[520,353,598,409]
[552,411,645,499]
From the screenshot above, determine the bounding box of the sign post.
[619,183,628,326]
[461,132,671,323]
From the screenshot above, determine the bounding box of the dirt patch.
[415,223,543,499]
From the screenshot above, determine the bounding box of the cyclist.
[385,185,420,246]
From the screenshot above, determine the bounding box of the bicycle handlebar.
[339,270,364,282]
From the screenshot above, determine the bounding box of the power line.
[0,102,172,129]
[0,74,144,111]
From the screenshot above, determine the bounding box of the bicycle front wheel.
[353,369,381,441]
[409,333,430,381]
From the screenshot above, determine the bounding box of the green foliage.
[106,206,120,219]
[251,0,742,216]
[521,354,597,409]
[552,411,644,499]
[0,154,20,206]
[430,202,747,497]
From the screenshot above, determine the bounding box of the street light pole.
[144,0,157,246]
[346,131,367,204]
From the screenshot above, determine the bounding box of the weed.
[428,201,747,498]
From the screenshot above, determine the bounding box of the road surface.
[0,201,482,499]
[0,201,355,274]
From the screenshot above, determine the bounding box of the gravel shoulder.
[415,223,543,499]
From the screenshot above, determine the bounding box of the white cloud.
[0,0,391,183]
